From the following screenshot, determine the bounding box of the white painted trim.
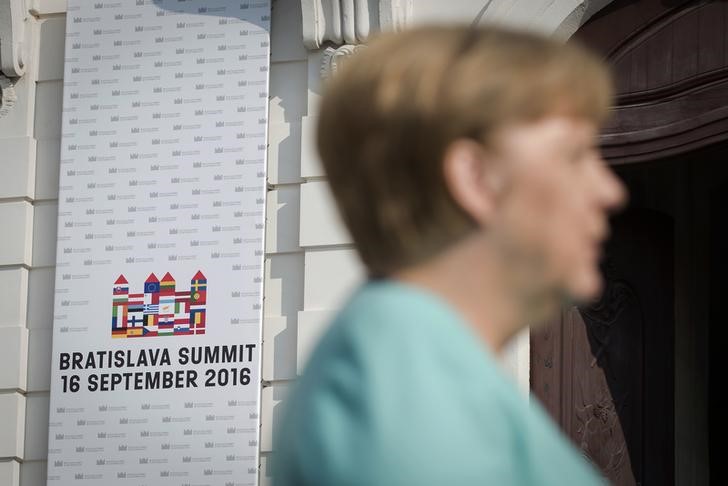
[0,0,29,77]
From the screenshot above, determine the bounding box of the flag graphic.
[111,271,207,338]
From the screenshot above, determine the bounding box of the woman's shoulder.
[274,283,524,485]
[305,278,516,380]
[292,278,519,418]
[333,279,483,347]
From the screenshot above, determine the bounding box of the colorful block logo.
[111,271,207,338]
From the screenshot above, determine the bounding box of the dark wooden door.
[531,210,674,486]
[531,1,728,484]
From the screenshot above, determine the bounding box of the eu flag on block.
[145,281,160,293]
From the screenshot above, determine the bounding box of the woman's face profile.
[489,115,627,305]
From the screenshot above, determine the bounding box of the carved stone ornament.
[301,0,412,49]
[0,73,16,118]
[0,0,28,77]
[321,44,366,78]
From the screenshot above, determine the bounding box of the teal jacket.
[273,279,606,486]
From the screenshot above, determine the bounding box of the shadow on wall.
[267,252,303,380]
[158,0,309,379]
[157,0,270,33]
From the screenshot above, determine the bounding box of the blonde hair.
[317,25,613,277]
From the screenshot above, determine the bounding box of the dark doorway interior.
[531,141,728,485]
[708,167,727,486]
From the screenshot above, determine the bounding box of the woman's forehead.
[492,115,598,153]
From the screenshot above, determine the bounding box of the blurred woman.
[274,25,626,486]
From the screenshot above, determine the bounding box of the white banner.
[47,1,271,485]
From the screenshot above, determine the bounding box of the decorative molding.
[551,0,615,40]
[0,0,28,77]
[379,0,410,33]
[0,73,16,117]
[320,44,366,78]
[301,0,412,50]
[469,0,615,40]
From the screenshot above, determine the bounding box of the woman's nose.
[597,161,628,212]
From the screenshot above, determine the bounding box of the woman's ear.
[442,138,502,227]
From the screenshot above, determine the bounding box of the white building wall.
[0,2,42,484]
[259,1,309,483]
